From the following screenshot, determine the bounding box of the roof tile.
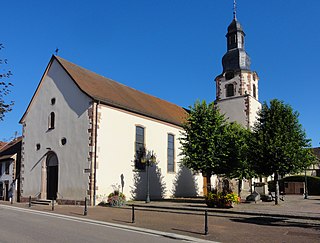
[55,56,187,126]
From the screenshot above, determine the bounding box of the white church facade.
[19,9,261,205]
[19,56,203,205]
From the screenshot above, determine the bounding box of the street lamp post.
[146,161,150,203]
[304,166,308,199]
[141,150,156,203]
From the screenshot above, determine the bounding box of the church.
[19,8,261,205]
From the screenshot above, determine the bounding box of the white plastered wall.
[21,59,92,200]
[248,97,261,128]
[95,104,203,202]
[216,97,248,127]
[216,70,261,128]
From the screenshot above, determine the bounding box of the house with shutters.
[19,56,203,205]
[0,136,22,202]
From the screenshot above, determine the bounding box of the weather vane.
[54,48,59,55]
[233,0,237,20]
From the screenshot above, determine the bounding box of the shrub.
[205,192,240,208]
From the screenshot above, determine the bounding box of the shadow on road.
[230,216,320,230]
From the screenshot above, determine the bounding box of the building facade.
[20,56,202,205]
[0,137,22,202]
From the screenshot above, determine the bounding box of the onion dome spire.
[221,0,251,72]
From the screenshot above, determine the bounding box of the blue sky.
[1,0,319,147]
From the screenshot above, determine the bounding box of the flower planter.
[108,191,126,207]
[205,192,239,208]
[108,196,126,207]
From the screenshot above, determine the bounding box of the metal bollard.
[83,197,87,216]
[204,210,208,235]
[52,199,54,211]
[29,196,31,207]
[132,205,135,223]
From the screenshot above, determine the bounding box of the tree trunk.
[202,171,212,196]
[238,179,242,198]
[274,172,279,205]
[206,174,211,194]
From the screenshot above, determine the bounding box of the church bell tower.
[215,1,261,128]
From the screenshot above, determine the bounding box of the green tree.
[224,122,256,197]
[179,100,229,195]
[251,99,315,205]
[0,44,14,121]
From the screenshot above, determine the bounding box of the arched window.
[253,84,257,98]
[226,84,234,97]
[48,112,55,130]
[167,134,175,172]
[135,125,145,170]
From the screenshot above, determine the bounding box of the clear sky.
[1,0,319,147]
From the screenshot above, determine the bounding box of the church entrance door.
[46,153,58,200]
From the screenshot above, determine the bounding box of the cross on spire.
[233,0,237,20]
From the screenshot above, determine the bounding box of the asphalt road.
[0,206,210,243]
[1,202,320,242]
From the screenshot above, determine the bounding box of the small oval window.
[61,138,67,146]
[51,98,56,105]
[36,143,41,151]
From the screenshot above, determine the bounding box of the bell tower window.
[253,84,257,98]
[226,84,235,97]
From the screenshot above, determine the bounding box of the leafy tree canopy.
[224,122,256,180]
[0,43,14,121]
[179,100,229,176]
[251,99,316,176]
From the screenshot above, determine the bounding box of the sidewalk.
[129,194,320,220]
[1,195,320,242]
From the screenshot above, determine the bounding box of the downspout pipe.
[93,100,100,206]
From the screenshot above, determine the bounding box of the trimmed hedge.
[268,175,320,195]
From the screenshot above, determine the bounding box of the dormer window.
[226,84,235,97]
[48,112,55,130]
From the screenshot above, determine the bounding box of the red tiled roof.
[313,147,320,159]
[0,137,22,153]
[55,56,187,127]
[0,141,7,150]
